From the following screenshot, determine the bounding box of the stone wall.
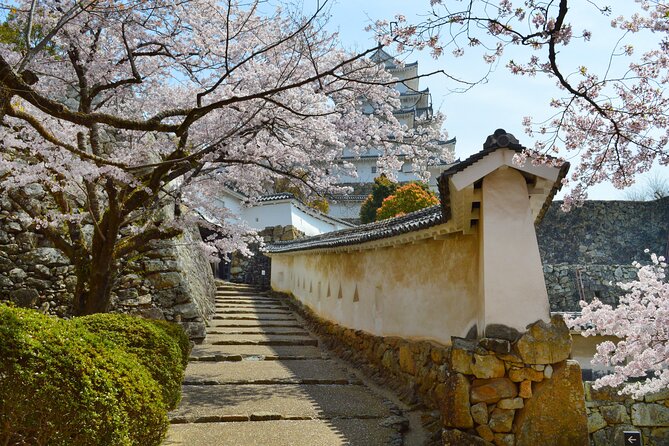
[0,190,215,340]
[229,225,303,289]
[279,291,588,446]
[585,384,669,446]
[537,198,669,312]
[543,263,638,312]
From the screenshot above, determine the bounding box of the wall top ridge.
[266,130,570,255]
[438,129,570,224]
[265,204,444,254]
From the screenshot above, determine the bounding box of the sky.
[320,0,669,200]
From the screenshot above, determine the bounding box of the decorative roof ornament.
[482,129,520,150]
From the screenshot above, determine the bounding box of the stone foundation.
[276,291,588,445]
[586,384,669,446]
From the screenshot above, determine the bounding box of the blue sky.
[322,0,669,200]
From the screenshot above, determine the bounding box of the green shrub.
[151,319,192,368]
[74,313,190,409]
[0,304,170,446]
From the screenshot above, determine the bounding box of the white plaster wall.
[243,201,349,235]
[480,167,551,333]
[271,230,481,344]
[243,202,293,230]
[289,205,350,235]
[328,201,363,220]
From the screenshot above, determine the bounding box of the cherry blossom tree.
[373,0,669,209]
[568,252,669,398]
[0,0,447,314]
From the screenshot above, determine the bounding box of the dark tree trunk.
[72,201,122,315]
[72,250,118,315]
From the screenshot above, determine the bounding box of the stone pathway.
[164,282,408,446]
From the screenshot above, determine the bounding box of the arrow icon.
[624,431,642,445]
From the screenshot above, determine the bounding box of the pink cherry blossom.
[0,0,447,314]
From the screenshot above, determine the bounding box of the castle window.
[371,166,377,174]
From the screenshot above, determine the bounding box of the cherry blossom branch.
[5,105,129,168]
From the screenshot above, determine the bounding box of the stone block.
[485,324,521,342]
[180,321,206,340]
[442,429,493,446]
[476,424,495,442]
[492,433,514,446]
[11,288,39,307]
[600,404,629,424]
[519,380,533,399]
[399,344,416,375]
[479,338,511,355]
[470,378,517,404]
[8,268,26,281]
[508,367,544,382]
[645,388,669,403]
[514,360,588,446]
[441,373,473,429]
[139,306,165,320]
[173,302,200,319]
[515,315,572,365]
[488,408,514,433]
[585,382,626,402]
[430,346,447,364]
[148,272,182,290]
[591,424,635,446]
[471,354,506,379]
[471,402,489,425]
[497,397,524,410]
[649,427,669,445]
[25,247,69,266]
[631,403,669,426]
[451,337,476,375]
[587,411,607,433]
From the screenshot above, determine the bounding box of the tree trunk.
[72,254,117,315]
[72,207,122,315]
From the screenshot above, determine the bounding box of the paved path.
[164,282,407,446]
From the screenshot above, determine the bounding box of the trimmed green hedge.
[74,313,190,409]
[0,304,190,446]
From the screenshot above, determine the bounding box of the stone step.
[165,419,399,446]
[183,359,359,385]
[209,319,303,328]
[216,291,268,297]
[216,289,264,294]
[213,314,298,321]
[215,297,279,303]
[169,384,393,424]
[214,307,288,313]
[214,300,282,306]
[207,327,309,336]
[203,334,317,347]
[215,302,287,308]
[216,281,259,288]
[189,344,324,361]
[215,309,293,315]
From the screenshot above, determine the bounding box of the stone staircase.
[164,282,407,446]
